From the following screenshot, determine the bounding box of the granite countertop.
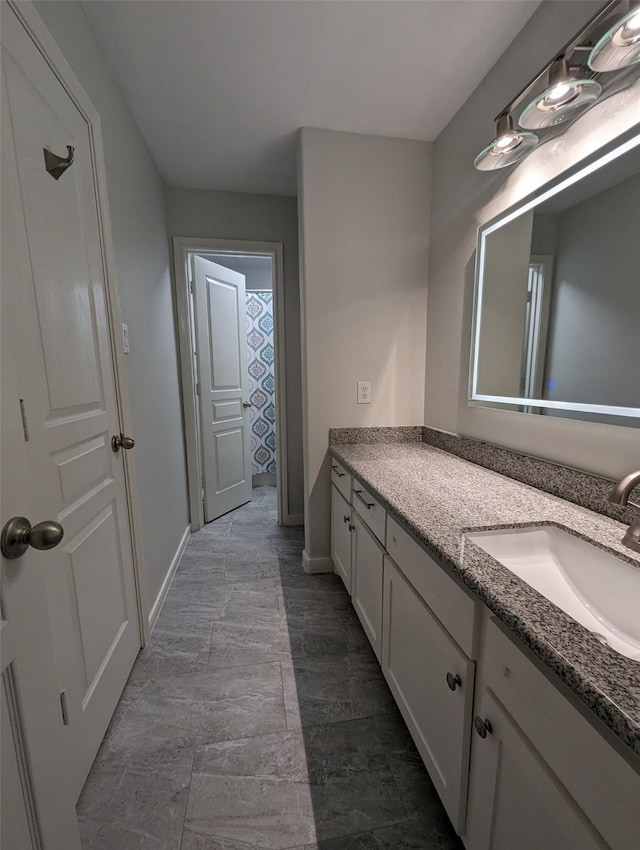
[329,441,640,759]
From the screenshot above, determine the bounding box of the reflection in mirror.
[471,135,640,427]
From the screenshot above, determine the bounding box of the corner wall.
[33,1,190,623]
[298,127,431,563]
[425,0,640,480]
[165,188,304,520]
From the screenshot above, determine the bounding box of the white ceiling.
[82,0,542,197]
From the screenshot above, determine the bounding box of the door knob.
[446,672,462,691]
[1,517,64,560]
[474,716,493,739]
[111,434,135,453]
[242,402,253,408]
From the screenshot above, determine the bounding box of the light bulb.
[519,58,601,129]
[589,6,640,71]
[474,115,538,171]
[616,8,640,43]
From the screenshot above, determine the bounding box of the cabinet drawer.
[330,458,351,501]
[484,617,640,850]
[352,478,386,545]
[387,517,475,657]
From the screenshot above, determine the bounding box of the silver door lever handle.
[243,402,253,408]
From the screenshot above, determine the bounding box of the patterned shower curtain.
[246,292,276,475]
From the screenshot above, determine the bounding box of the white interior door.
[1,5,141,801]
[193,255,252,521]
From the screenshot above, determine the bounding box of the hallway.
[77,487,462,849]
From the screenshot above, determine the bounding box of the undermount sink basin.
[465,526,640,661]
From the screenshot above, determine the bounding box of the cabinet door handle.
[446,672,462,691]
[474,716,493,739]
[343,515,350,524]
[332,465,345,478]
[353,490,374,509]
[348,523,355,532]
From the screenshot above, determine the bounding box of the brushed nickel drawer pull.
[354,489,374,509]
[332,465,345,478]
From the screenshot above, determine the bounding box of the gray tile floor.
[78,487,463,849]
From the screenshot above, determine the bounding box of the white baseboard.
[302,550,334,574]
[147,525,190,633]
[284,512,304,527]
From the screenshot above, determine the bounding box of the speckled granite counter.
[329,441,640,760]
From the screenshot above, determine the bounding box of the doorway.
[173,238,289,530]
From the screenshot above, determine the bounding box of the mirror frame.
[469,128,640,423]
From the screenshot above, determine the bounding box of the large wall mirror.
[470,132,640,428]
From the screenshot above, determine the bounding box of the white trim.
[8,2,149,643]
[285,513,305,527]
[302,551,334,574]
[147,525,190,633]
[172,236,290,529]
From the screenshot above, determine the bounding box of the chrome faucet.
[609,470,640,554]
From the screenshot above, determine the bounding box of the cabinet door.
[465,690,606,850]
[382,556,474,834]
[352,513,384,659]
[331,484,352,594]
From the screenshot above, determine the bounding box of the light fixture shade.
[473,114,539,171]
[518,60,602,129]
[588,6,640,72]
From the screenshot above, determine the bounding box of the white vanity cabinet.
[328,458,640,849]
[382,555,475,833]
[351,511,385,660]
[465,618,640,850]
[331,484,352,593]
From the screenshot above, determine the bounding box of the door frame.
[172,236,289,529]
[8,0,150,641]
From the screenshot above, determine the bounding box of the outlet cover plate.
[357,381,371,404]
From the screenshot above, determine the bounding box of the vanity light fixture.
[589,5,640,71]
[519,58,602,130]
[473,114,538,171]
[473,0,640,172]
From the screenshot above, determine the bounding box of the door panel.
[465,691,605,850]
[352,514,384,659]
[193,255,252,521]
[331,485,352,593]
[1,20,81,841]
[2,7,140,800]
[382,556,474,833]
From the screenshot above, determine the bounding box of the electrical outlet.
[357,381,371,404]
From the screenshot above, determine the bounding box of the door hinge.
[19,399,29,442]
[196,382,200,396]
[59,690,69,726]
[190,280,195,295]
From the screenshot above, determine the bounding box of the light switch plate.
[357,381,371,404]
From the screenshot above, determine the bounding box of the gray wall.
[33,1,190,620]
[298,128,431,562]
[165,188,304,519]
[425,0,640,480]
[543,174,640,408]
